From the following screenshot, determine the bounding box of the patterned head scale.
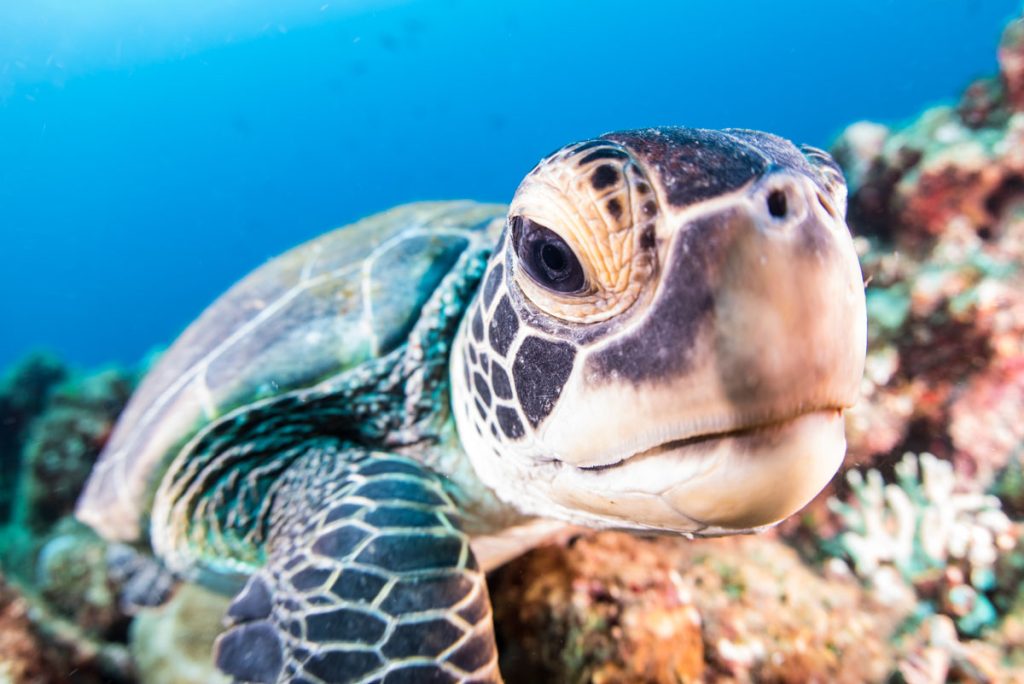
[452,127,866,535]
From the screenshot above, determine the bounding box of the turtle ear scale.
[800,143,849,216]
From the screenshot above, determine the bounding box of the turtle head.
[452,127,865,535]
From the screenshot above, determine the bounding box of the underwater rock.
[33,520,133,640]
[0,575,59,684]
[0,353,67,524]
[15,366,135,533]
[490,532,909,683]
[0,571,134,684]
[0,359,142,683]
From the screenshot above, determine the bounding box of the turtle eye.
[511,216,586,294]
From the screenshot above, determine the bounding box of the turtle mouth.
[545,408,848,532]
[574,407,844,472]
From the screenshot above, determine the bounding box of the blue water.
[0,0,1017,369]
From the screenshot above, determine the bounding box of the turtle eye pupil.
[540,243,568,274]
[511,216,586,294]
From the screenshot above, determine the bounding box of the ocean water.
[0,0,1018,370]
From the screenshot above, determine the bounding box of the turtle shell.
[77,201,505,543]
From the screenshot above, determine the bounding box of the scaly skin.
[151,242,517,585]
[216,447,499,684]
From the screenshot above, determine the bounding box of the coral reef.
[0,572,134,684]
[828,452,1017,636]
[491,532,910,683]
[829,13,1024,492]
[14,367,135,533]
[0,576,59,684]
[0,357,142,683]
[0,354,67,523]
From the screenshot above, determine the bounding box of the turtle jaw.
[547,408,847,533]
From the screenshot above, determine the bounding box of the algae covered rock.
[490,533,908,683]
[0,357,143,682]
[0,575,58,684]
[0,353,67,524]
[15,367,135,533]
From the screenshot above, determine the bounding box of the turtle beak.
[535,170,866,531]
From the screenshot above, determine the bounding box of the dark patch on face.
[474,398,487,420]
[495,406,525,440]
[487,295,519,357]
[470,305,484,342]
[472,372,492,406]
[642,200,657,217]
[467,344,477,365]
[491,362,513,400]
[640,225,656,250]
[602,128,767,207]
[587,212,726,383]
[479,351,489,370]
[513,336,577,427]
[636,181,651,195]
[482,263,503,309]
[579,148,629,165]
[590,164,619,191]
[606,198,622,219]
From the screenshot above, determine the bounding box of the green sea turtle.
[77,127,866,684]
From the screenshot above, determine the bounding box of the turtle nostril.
[767,189,788,219]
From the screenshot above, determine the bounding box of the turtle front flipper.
[214,443,501,684]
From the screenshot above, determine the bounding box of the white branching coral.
[829,452,1017,633]
[832,452,1014,581]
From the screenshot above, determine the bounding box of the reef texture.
[0,358,142,683]
[491,533,907,684]
[4,12,1024,684]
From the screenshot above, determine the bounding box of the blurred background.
[0,0,1019,369]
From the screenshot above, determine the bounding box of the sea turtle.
[77,127,866,684]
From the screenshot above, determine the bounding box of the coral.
[129,583,231,684]
[490,532,911,683]
[826,12,1024,497]
[828,452,1017,636]
[0,360,143,683]
[33,520,132,640]
[14,366,135,533]
[0,574,58,684]
[0,571,134,683]
[0,353,67,523]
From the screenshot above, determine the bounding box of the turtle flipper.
[214,444,501,684]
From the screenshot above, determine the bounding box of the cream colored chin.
[548,409,846,533]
